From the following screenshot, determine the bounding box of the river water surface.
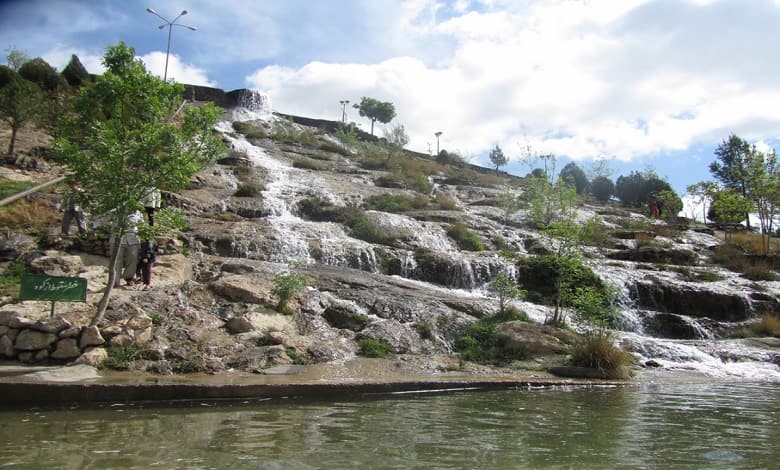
[1,383,777,469]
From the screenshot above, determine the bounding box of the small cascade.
[228,89,273,122]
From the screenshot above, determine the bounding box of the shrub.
[434,193,458,210]
[414,321,433,340]
[447,223,484,251]
[517,255,602,306]
[334,122,359,147]
[456,308,530,365]
[357,337,395,358]
[272,271,307,314]
[750,314,780,337]
[347,212,398,245]
[569,333,631,372]
[234,183,262,197]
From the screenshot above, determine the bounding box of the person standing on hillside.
[111,210,143,287]
[142,187,162,226]
[136,238,157,289]
[61,182,87,236]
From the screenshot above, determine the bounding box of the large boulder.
[51,338,81,359]
[14,329,57,350]
[632,281,752,321]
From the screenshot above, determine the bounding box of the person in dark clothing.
[137,239,157,289]
[61,183,87,235]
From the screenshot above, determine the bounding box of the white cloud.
[140,52,216,87]
[245,0,780,166]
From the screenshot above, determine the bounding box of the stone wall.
[0,311,152,366]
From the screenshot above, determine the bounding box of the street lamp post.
[435,131,443,155]
[339,100,350,123]
[146,7,197,82]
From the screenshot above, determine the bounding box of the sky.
[2,0,780,195]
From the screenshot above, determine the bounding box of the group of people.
[61,184,161,290]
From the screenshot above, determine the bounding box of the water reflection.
[1,384,778,469]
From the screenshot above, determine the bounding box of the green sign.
[19,274,87,302]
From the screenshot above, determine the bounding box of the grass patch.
[0,261,25,300]
[0,179,35,199]
[356,337,395,358]
[569,333,632,372]
[456,307,530,365]
[670,266,725,283]
[434,193,458,210]
[750,314,780,337]
[231,121,267,139]
[292,158,327,171]
[447,223,484,251]
[347,212,399,245]
[101,345,154,370]
[234,182,263,197]
[365,193,427,212]
[711,245,780,280]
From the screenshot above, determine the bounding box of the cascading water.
[228,88,273,122]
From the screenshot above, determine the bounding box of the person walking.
[137,238,157,289]
[61,182,87,236]
[111,210,143,288]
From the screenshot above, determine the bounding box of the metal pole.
[164,22,173,82]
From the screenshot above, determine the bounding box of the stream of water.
[1,383,777,469]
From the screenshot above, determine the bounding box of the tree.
[0,66,42,155]
[488,272,525,313]
[5,47,29,71]
[357,96,396,136]
[497,184,521,224]
[54,42,223,325]
[590,175,614,203]
[18,57,66,93]
[62,54,90,87]
[709,190,753,242]
[654,189,683,222]
[686,181,719,222]
[559,162,589,195]
[615,170,672,208]
[744,147,780,254]
[383,123,409,149]
[710,134,752,228]
[489,144,508,171]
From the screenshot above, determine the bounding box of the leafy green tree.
[0,66,42,155]
[521,157,578,229]
[383,123,409,148]
[559,162,589,195]
[654,189,683,222]
[744,147,780,254]
[709,190,753,242]
[489,144,508,171]
[62,54,90,87]
[54,42,223,325]
[570,284,620,333]
[710,134,752,227]
[615,170,672,208]
[488,272,525,313]
[18,57,66,93]
[357,96,396,136]
[5,47,29,71]
[590,175,614,203]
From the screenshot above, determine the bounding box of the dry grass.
[570,333,632,372]
[731,232,780,255]
[0,198,59,230]
[750,314,780,338]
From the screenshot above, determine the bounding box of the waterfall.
[228,89,273,122]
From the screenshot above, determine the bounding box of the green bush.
[447,223,484,251]
[357,337,395,358]
[414,321,433,340]
[456,308,530,364]
[518,255,602,305]
[0,261,25,299]
[234,183,263,197]
[347,212,398,245]
[272,271,307,313]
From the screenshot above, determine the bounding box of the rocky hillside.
[1,97,779,379]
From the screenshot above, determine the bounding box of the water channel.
[1,382,777,469]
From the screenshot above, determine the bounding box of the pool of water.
[1,383,777,469]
